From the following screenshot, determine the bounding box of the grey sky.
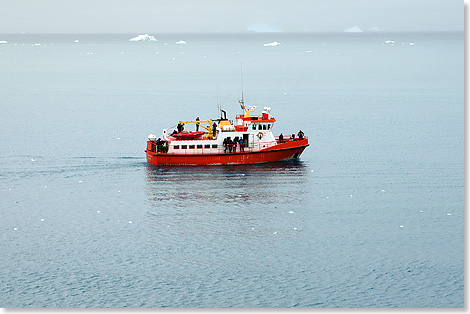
[0,0,463,33]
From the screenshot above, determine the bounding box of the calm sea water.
[0,32,463,308]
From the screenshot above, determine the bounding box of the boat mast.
[239,63,245,112]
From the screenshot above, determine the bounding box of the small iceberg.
[74,40,79,43]
[344,26,363,33]
[176,40,186,44]
[264,41,280,47]
[385,40,395,44]
[0,41,7,44]
[129,34,157,42]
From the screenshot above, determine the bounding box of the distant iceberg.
[0,41,7,44]
[176,40,186,44]
[247,23,282,33]
[344,26,363,33]
[129,34,157,42]
[385,40,395,44]
[74,40,79,43]
[264,41,280,47]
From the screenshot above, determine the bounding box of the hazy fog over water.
[0,0,462,34]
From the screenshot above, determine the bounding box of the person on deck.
[239,138,244,152]
[279,133,284,143]
[227,137,233,153]
[212,122,217,139]
[298,130,304,139]
[223,138,228,153]
[195,117,200,132]
[233,138,238,153]
[177,123,185,133]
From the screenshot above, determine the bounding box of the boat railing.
[275,136,307,144]
[153,141,280,155]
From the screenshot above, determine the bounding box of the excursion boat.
[145,101,308,166]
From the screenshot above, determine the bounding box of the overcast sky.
[0,0,463,34]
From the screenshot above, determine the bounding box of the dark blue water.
[0,32,463,308]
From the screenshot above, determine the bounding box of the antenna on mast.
[239,63,245,111]
[216,85,220,118]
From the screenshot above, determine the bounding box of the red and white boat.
[145,102,308,166]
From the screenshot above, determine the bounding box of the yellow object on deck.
[179,119,214,137]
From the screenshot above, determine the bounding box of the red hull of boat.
[146,138,309,166]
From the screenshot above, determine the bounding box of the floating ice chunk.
[30,158,35,162]
[97,211,100,213]
[447,213,452,216]
[264,41,280,47]
[409,42,415,45]
[128,221,132,224]
[33,43,40,46]
[344,26,362,33]
[74,40,79,43]
[381,190,385,192]
[129,34,157,42]
[400,225,404,228]
[116,137,120,140]
[0,41,7,44]
[293,227,298,230]
[40,218,44,221]
[78,180,83,183]
[385,40,395,44]
[273,231,277,234]
[176,40,186,44]
[311,170,314,172]
[289,211,294,214]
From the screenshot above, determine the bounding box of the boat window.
[189,145,195,149]
[263,124,267,130]
[174,145,179,149]
[204,144,211,149]
[181,145,187,149]
[212,144,218,149]
[252,124,256,130]
[197,145,203,149]
[267,124,271,130]
[258,124,262,130]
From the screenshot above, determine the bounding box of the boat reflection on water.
[144,160,310,210]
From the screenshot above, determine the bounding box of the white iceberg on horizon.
[264,41,280,46]
[74,40,79,43]
[344,26,363,33]
[0,41,7,44]
[176,40,186,44]
[129,34,157,42]
[385,40,395,44]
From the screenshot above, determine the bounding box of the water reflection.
[144,161,310,210]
